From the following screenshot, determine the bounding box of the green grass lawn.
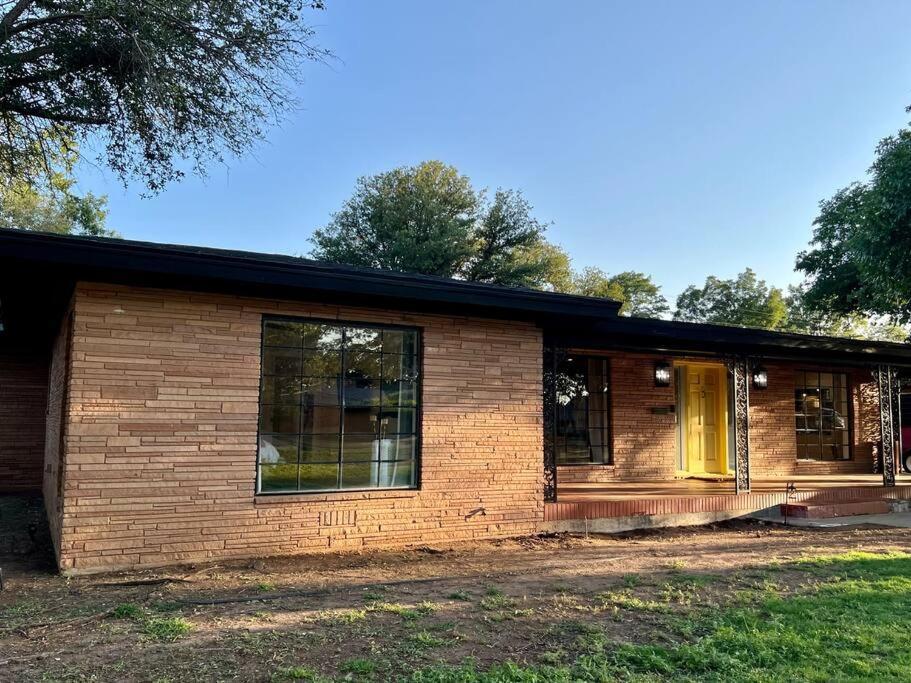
[396,551,911,683]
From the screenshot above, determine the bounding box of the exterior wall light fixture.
[752,365,768,390]
[654,361,672,387]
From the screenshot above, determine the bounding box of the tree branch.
[3,100,108,125]
[0,0,36,35]
[1,11,87,41]
[4,43,55,64]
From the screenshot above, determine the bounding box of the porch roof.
[549,315,911,367]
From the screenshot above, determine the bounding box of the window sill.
[556,463,615,468]
[254,487,420,505]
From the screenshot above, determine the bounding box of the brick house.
[1,229,909,574]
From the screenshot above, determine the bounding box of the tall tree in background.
[797,123,911,324]
[674,268,788,329]
[783,285,907,342]
[570,267,669,317]
[0,0,328,193]
[672,270,908,341]
[0,137,113,235]
[310,161,561,288]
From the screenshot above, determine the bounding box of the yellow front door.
[683,365,726,475]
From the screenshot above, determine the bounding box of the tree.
[674,268,788,329]
[0,136,113,236]
[570,267,669,317]
[783,285,908,342]
[310,161,560,288]
[0,0,329,192]
[796,124,911,323]
[0,171,110,236]
[519,241,574,293]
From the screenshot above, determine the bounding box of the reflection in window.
[258,318,420,493]
[794,370,851,461]
[554,356,611,465]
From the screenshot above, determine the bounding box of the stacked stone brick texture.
[57,283,544,572]
[0,279,890,575]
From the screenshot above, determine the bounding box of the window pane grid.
[259,319,419,493]
[794,370,851,461]
[554,356,612,465]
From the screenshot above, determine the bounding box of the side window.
[794,370,851,460]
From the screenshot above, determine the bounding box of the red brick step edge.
[780,500,891,519]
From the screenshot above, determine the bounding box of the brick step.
[780,500,892,519]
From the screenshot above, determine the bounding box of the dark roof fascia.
[547,316,911,367]
[0,229,622,322]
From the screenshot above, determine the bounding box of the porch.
[545,474,911,523]
[542,316,911,529]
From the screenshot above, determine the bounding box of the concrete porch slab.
[749,511,911,528]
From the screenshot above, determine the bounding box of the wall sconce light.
[752,365,768,390]
[654,361,672,387]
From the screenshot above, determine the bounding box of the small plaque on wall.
[650,405,676,415]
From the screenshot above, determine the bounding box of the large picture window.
[258,318,420,493]
[794,370,851,461]
[554,355,611,465]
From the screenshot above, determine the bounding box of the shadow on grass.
[406,551,911,682]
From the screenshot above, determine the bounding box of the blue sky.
[75,1,911,302]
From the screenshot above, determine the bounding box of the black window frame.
[256,315,422,495]
[553,354,613,466]
[794,369,853,462]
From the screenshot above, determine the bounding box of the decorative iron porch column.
[875,365,899,487]
[543,345,560,502]
[729,357,751,494]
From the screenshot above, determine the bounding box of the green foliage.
[479,588,516,612]
[570,267,669,317]
[673,271,908,340]
[310,161,561,289]
[142,616,192,641]
[111,603,143,620]
[272,666,322,682]
[797,125,911,324]
[339,658,377,675]
[674,268,788,329]
[0,136,113,236]
[783,285,908,342]
[408,630,447,649]
[0,0,329,192]
[521,241,574,293]
[369,601,421,621]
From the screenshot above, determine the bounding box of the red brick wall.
[556,354,879,484]
[748,362,798,477]
[557,351,677,484]
[751,364,875,477]
[0,347,48,493]
[57,283,543,573]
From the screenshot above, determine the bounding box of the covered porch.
[543,316,911,527]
